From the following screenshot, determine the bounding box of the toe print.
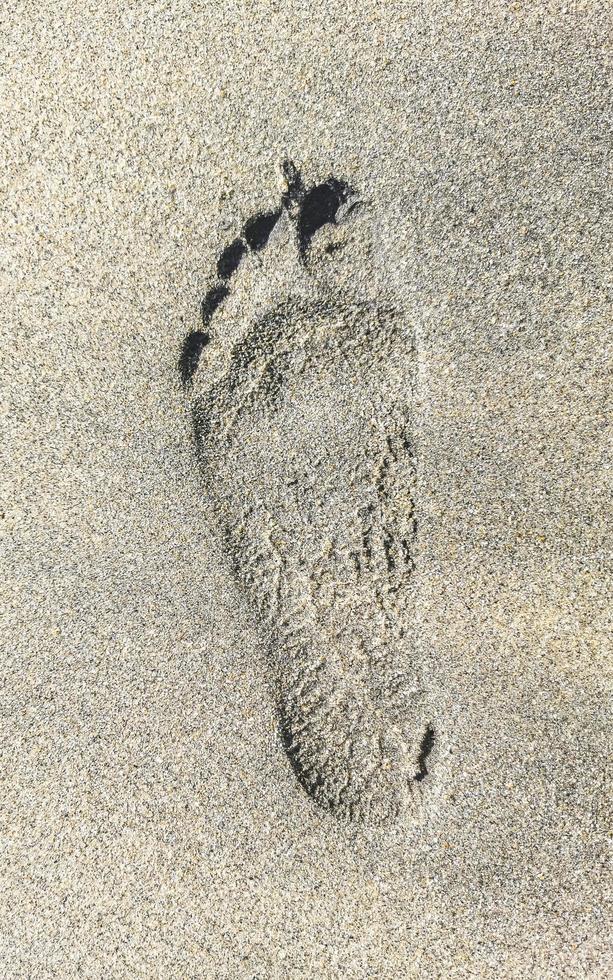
[181,162,433,824]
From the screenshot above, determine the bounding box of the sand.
[1,1,611,976]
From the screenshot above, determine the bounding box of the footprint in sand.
[180,161,434,824]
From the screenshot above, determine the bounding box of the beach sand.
[1,1,611,975]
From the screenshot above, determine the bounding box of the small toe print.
[201,283,230,322]
[414,726,435,783]
[180,330,210,386]
[242,209,282,251]
[217,238,248,280]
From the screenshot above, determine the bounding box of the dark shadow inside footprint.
[414,726,435,782]
[180,285,231,385]
[180,331,211,386]
[243,209,282,251]
[278,713,325,799]
[202,283,230,321]
[296,178,353,257]
[217,238,247,280]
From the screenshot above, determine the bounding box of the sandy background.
[1,1,611,976]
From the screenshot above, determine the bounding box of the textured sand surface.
[1,1,611,976]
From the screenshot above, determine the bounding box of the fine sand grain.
[1,1,611,976]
